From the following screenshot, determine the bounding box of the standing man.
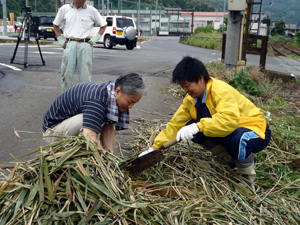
[53,0,107,92]
[43,73,146,153]
[140,56,271,183]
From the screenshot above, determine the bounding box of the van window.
[106,17,113,26]
[116,18,134,28]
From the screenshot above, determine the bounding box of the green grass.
[179,32,223,50]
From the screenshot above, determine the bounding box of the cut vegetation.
[0,63,299,224]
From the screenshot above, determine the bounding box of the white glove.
[88,33,101,46]
[57,36,67,49]
[138,147,155,157]
[176,123,200,142]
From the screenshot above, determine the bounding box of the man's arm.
[82,127,100,146]
[88,25,107,46]
[100,124,115,153]
[98,25,107,35]
[82,125,115,153]
[53,24,61,37]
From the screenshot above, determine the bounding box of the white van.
[93,16,137,50]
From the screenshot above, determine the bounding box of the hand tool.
[127,139,178,174]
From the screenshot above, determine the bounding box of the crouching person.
[140,56,271,184]
[42,73,146,153]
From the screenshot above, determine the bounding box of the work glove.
[88,33,101,46]
[57,36,67,49]
[138,147,155,157]
[176,123,200,142]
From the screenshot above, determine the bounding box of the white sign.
[0,25,14,33]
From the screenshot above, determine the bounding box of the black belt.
[66,38,90,42]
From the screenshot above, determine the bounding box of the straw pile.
[1,119,300,224]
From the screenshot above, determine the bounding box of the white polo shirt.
[53,3,107,39]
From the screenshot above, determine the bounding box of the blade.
[128,150,164,174]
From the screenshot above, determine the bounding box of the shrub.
[229,69,263,96]
[194,25,214,35]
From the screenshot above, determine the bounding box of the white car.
[93,16,137,50]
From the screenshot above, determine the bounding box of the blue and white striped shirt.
[42,81,128,134]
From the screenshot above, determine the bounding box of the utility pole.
[137,0,140,37]
[222,0,226,33]
[224,0,246,69]
[269,0,273,36]
[118,0,122,14]
[155,0,158,36]
[107,0,109,16]
[1,0,8,36]
[102,0,105,15]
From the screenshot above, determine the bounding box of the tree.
[296,31,300,46]
[273,20,285,35]
[262,17,271,35]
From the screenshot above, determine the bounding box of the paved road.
[0,36,299,164]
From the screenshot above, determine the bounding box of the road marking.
[32,51,61,54]
[0,63,22,71]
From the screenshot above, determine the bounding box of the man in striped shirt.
[42,73,146,152]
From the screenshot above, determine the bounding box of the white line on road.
[32,51,61,54]
[0,63,22,71]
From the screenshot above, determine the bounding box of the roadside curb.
[0,36,53,45]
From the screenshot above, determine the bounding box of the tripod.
[11,9,45,68]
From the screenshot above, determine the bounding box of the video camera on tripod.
[10,6,45,68]
[21,6,32,15]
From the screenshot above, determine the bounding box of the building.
[103,9,228,36]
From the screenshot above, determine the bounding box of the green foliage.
[262,17,271,26]
[0,0,57,19]
[272,20,286,36]
[229,70,262,96]
[221,17,228,32]
[194,25,214,35]
[296,32,300,46]
[184,36,219,50]
[262,17,271,35]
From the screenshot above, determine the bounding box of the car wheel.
[104,35,113,49]
[126,43,134,50]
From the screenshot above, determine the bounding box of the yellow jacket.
[153,77,267,149]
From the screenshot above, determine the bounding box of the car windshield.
[116,18,134,28]
[39,17,54,25]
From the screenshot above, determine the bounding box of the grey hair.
[115,73,147,95]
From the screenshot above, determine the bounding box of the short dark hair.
[172,56,210,84]
[115,73,146,95]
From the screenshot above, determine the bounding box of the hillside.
[0,0,299,28]
[204,0,300,27]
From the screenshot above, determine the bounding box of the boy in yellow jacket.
[140,56,271,181]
